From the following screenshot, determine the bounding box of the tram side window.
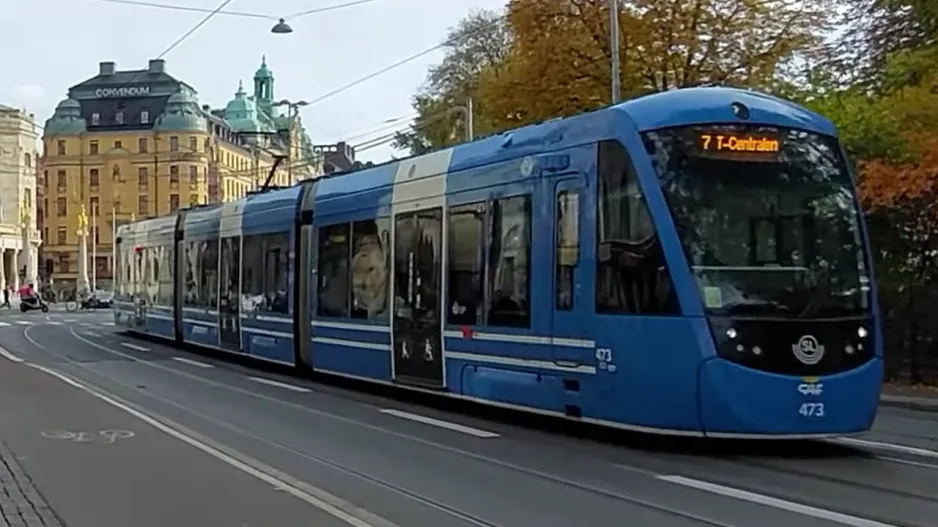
[487,195,532,328]
[317,223,350,317]
[595,140,679,315]
[157,245,174,306]
[183,241,200,307]
[447,202,486,325]
[200,239,219,308]
[242,232,291,314]
[350,219,390,321]
[555,190,580,310]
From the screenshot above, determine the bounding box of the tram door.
[218,236,241,350]
[391,208,444,388]
[550,176,589,365]
[132,247,147,329]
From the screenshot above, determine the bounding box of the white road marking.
[877,456,938,470]
[831,437,938,459]
[15,321,32,325]
[172,357,213,369]
[83,331,102,338]
[26,363,397,527]
[247,376,310,393]
[47,321,62,325]
[101,322,115,326]
[120,342,149,352]
[0,321,10,327]
[0,346,23,363]
[379,409,501,438]
[63,319,77,323]
[658,475,898,527]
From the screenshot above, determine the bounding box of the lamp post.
[273,99,309,183]
[76,204,90,296]
[610,0,621,103]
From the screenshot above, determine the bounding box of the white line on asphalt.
[876,456,938,470]
[83,331,102,338]
[831,437,938,459]
[247,376,310,393]
[26,363,398,527]
[15,321,32,325]
[63,319,77,323]
[0,322,10,327]
[379,408,501,438]
[47,321,62,325]
[101,322,115,326]
[120,342,149,352]
[172,357,213,368]
[658,475,898,527]
[0,346,23,363]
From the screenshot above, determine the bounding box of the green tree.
[392,10,511,155]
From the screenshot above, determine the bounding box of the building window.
[114,140,122,149]
[115,111,124,124]
[138,167,148,188]
[189,136,198,152]
[92,226,100,244]
[91,113,100,125]
[138,138,148,153]
[170,136,179,152]
[90,196,100,216]
[43,228,48,243]
[189,193,199,206]
[58,254,70,273]
[89,141,99,155]
[138,195,149,216]
[56,198,66,217]
[56,140,65,155]
[170,165,179,184]
[57,227,67,245]
[56,170,66,189]
[89,169,99,187]
[140,110,149,124]
[169,194,179,212]
[189,165,198,184]
[42,170,47,186]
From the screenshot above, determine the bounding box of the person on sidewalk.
[1,286,9,308]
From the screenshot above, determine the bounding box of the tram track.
[16,324,932,526]
[19,325,751,527]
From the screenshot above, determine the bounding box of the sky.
[0,0,508,163]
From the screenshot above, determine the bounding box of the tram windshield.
[643,125,871,318]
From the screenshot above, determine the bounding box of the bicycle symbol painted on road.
[41,429,135,444]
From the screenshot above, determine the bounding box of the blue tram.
[114,87,883,438]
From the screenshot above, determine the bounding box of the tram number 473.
[798,402,825,417]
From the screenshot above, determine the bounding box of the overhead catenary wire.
[92,0,381,21]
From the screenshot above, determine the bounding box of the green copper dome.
[224,81,268,133]
[154,90,206,132]
[43,97,86,135]
[254,55,273,79]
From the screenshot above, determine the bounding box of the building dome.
[154,89,206,132]
[225,81,268,133]
[254,55,273,79]
[43,96,86,135]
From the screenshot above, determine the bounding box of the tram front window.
[644,125,871,319]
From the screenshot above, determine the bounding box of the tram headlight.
[726,328,738,339]
[857,326,868,338]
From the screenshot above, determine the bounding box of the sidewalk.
[880,383,938,412]
[0,355,349,527]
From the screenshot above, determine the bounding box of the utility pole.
[610,0,621,103]
[466,98,474,141]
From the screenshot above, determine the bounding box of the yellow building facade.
[40,58,314,289]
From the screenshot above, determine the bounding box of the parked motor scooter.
[20,296,49,313]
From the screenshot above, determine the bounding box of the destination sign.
[693,129,783,162]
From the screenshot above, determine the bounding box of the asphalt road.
[0,310,936,527]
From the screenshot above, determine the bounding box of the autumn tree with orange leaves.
[476,0,831,129]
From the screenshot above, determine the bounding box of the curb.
[880,396,938,412]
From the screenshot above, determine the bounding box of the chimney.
[99,61,116,75]
[148,59,165,73]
